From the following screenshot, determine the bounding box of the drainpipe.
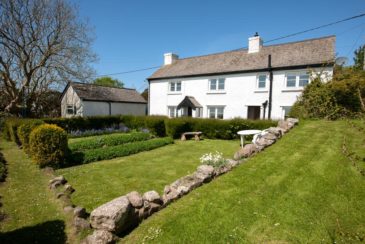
[268,55,273,119]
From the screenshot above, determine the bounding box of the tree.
[353,45,365,70]
[141,88,148,101]
[0,0,96,116]
[92,77,124,88]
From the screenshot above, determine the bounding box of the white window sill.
[207,91,226,94]
[167,92,182,95]
[254,90,268,93]
[282,88,303,92]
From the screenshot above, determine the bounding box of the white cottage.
[60,82,147,117]
[148,34,335,120]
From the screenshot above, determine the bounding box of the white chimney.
[248,32,263,53]
[164,53,179,65]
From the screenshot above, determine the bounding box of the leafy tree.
[93,77,124,88]
[353,45,365,70]
[0,0,96,116]
[141,88,148,101]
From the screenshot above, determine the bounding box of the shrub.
[120,115,167,137]
[69,132,152,151]
[29,124,68,168]
[3,118,25,143]
[165,118,194,139]
[17,120,45,153]
[71,137,174,164]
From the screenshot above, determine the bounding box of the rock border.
[81,118,299,243]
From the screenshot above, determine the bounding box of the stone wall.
[61,118,299,244]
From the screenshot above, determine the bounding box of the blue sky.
[73,0,365,92]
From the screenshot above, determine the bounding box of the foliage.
[71,137,174,165]
[17,120,45,153]
[354,45,365,70]
[165,117,276,139]
[120,115,167,137]
[92,77,124,88]
[141,88,148,101]
[200,151,227,168]
[3,118,28,144]
[0,0,96,115]
[68,132,152,151]
[29,124,68,168]
[69,126,129,138]
[290,67,365,119]
[0,152,6,182]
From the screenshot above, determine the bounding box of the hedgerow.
[71,137,174,164]
[68,132,152,151]
[0,152,6,182]
[17,120,45,153]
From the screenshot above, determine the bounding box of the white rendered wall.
[83,101,110,116]
[111,103,146,116]
[149,67,333,120]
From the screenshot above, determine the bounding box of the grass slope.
[0,139,67,244]
[122,120,365,243]
[57,139,239,211]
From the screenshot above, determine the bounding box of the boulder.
[90,196,133,233]
[278,120,294,131]
[49,175,66,185]
[255,137,275,148]
[214,165,231,176]
[233,144,258,160]
[162,186,180,205]
[142,191,162,205]
[195,165,215,182]
[74,216,91,233]
[126,191,143,209]
[287,118,299,125]
[64,206,74,214]
[82,230,117,244]
[74,206,87,218]
[266,127,283,138]
[226,159,239,167]
[142,200,161,216]
[64,184,75,195]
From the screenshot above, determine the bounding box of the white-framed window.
[209,78,225,91]
[169,81,182,92]
[257,74,267,89]
[168,106,178,118]
[285,73,310,88]
[282,106,292,118]
[196,107,203,118]
[207,106,224,119]
[66,105,75,115]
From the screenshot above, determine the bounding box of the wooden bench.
[181,131,203,141]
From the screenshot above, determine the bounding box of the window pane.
[217,107,224,119]
[282,106,292,118]
[299,74,309,87]
[218,78,225,90]
[286,75,296,87]
[67,105,73,115]
[210,79,217,90]
[258,75,266,88]
[209,107,216,118]
[170,82,175,91]
[176,82,181,91]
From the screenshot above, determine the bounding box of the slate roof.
[149,35,335,80]
[63,82,147,103]
[177,96,202,109]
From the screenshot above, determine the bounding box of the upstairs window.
[299,74,309,87]
[208,106,224,119]
[257,74,267,88]
[209,78,225,91]
[169,81,181,92]
[286,75,297,87]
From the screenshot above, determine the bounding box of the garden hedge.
[120,115,167,137]
[68,132,152,151]
[17,120,45,153]
[71,137,174,164]
[29,124,68,168]
[0,152,6,182]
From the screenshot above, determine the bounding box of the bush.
[120,115,167,137]
[69,132,152,151]
[3,118,25,143]
[17,120,45,153]
[0,152,6,182]
[71,137,174,164]
[165,117,276,139]
[29,124,68,168]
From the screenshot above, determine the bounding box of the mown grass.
[57,139,240,211]
[0,139,68,244]
[122,120,365,243]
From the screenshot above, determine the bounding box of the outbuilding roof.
[61,82,147,104]
[148,35,335,80]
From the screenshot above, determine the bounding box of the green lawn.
[122,120,365,243]
[57,139,240,212]
[0,139,68,243]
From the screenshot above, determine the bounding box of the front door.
[247,106,260,120]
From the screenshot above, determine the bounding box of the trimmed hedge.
[0,152,6,182]
[17,120,45,153]
[29,124,68,168]
[120,115,167,137]
[3,118,26,144]
[71,137,174,164]
[68,132,152,151]
[165,118,276,139]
